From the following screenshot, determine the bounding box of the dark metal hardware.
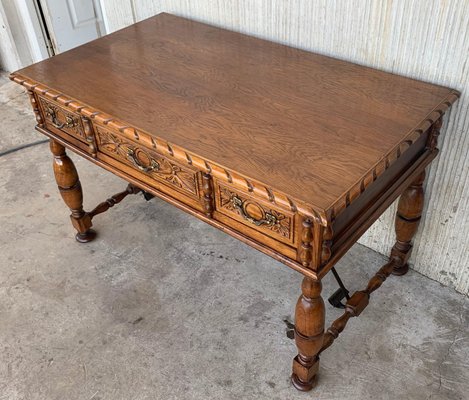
[328,267,351,309]
[284,319,295,340]
[127,148,160,172]
[45,106,78,129]
[231,195,277,227]
[142,191,155,201]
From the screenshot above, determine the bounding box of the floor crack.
[0,139,49,158]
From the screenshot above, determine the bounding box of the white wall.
[101,0,469,295]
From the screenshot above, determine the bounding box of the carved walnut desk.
[10,13,459,392]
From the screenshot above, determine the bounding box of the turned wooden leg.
[291,278,325,391]
[391,170,426,275]
[50,140,96,243]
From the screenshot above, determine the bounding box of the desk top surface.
[15,13,459,214]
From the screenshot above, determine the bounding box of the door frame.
[32,0,55,57]
[36,0,60,54]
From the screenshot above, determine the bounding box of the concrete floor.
[0,73,468,400]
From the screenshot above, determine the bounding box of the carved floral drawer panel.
[214,181,297,247]
[37,96,86,143]
[94,124,200,200]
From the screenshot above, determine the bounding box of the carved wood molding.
[320,226,333,266]
[202,173,214,217]
[82,117,97,158]
[11,74,459,226]
[27,90,43,127]
[299,219,313,267]
[427,116,443,150]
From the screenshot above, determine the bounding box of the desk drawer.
[37,96,86,142]
[94,124,200,200]
[214,181,297,247]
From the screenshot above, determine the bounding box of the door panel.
[40,0,104,53]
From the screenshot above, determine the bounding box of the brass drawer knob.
[127,148,160,172]
[231,195,277,226]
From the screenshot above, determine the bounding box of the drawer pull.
[231,195,277,227]
[127,148,160,172]
[46,106,78,129]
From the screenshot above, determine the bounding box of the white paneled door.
[39,0,104,53]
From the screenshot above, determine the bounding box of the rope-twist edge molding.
[10,73,460,226]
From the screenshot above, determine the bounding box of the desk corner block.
[298,217,333,273]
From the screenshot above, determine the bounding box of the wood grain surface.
[13,13,459,214]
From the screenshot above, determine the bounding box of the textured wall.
[0,1,21,71]
[100,0,469,295]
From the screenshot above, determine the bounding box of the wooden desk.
[10,13,459,391]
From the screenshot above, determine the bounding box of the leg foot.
[291,278,325,391]
[75,229,97,243]
[391,170,426,275]
[391,263,409,276]
[50,140,95,241]
[291,369,318,391]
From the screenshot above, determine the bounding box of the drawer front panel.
[95,125,200,199]
[214,182,296,246]
[38,96,86,142]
